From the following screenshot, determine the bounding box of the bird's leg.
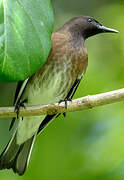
[59,98,72,117]
[9,99,28,131]
[59,98,72,108]
[15,99,28,119]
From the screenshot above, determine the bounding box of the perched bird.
[0,16,118,175]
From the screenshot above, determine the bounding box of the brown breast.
[29,30,88,100]
[47,31,88,79]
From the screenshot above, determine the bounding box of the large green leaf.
[0,0,54,81]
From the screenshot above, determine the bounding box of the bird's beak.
[97,25,119,33]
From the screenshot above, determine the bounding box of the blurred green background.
[0,0,124,179]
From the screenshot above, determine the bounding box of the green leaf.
[0,0,54,81]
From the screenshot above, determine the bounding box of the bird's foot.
[59,98,72,117]
[15,99,27,119]
[59,98,72,109]
[9,99,27,131]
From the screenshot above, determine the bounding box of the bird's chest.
[68,46,88,79]
[24,46,88,105]
[25,66,71,105]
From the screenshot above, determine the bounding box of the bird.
[0,16,118,175]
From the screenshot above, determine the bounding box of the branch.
[0,88,124,119]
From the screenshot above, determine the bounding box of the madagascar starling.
[0,16,118,175]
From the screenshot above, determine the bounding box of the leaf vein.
[1,0,7,73]
[16,0,44,54]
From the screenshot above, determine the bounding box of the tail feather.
[12,136,36,175]
[0,132,20,169]
[0,132,36,175]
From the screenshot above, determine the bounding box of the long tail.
[0,132,36,175]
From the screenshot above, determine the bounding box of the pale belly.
[16,69,73,145]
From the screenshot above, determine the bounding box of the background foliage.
[0,0,124,179]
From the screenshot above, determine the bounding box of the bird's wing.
[14,78,29,107]
[65,78,82,100]
[9,78,29,131]
[13,81,24,105]
[37,77,82,135]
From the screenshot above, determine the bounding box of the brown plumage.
[0,16,118,175]
[31,30,88,99]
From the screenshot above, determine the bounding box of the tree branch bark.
[0,88,124,119]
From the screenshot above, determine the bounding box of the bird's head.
[66,16,118,40]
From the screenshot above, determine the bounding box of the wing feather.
[9,78,29,131]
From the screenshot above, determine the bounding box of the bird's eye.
[87,18,93,23]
